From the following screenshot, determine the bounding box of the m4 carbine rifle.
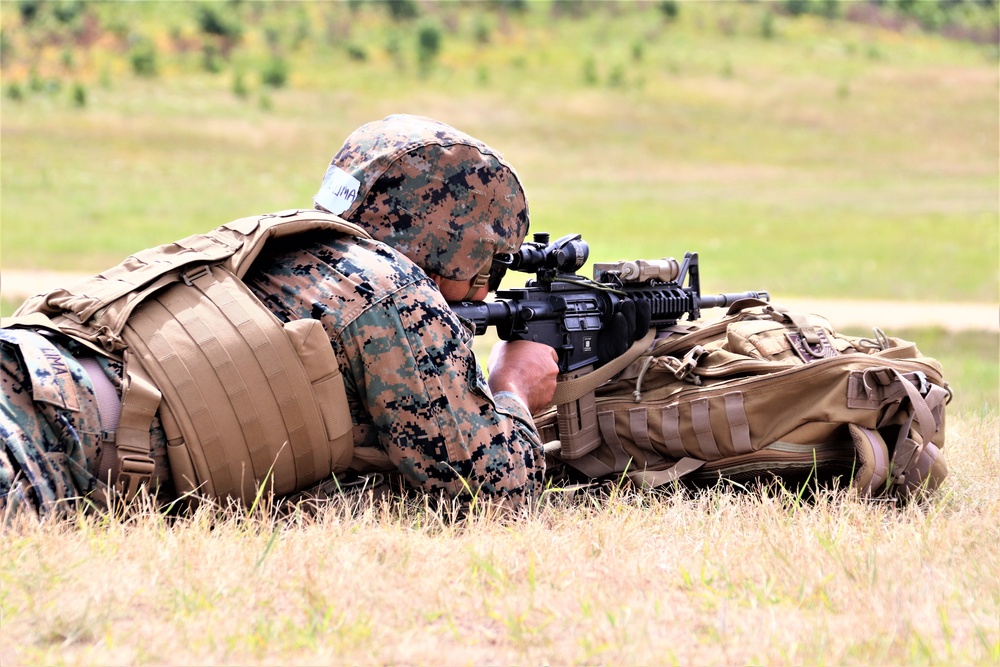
[450,232,770,375]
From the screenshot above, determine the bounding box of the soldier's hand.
[487,340,559,415]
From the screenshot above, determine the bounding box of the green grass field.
[2,1,997,300]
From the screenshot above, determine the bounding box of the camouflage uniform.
[250,114,545,506]
[1,113,544,515]
[0,330,168,519]
[244,235,545,506]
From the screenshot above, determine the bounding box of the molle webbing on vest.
[8,209,369,505]
[123,264,353,501]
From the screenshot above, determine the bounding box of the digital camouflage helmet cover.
[314,114,530,286]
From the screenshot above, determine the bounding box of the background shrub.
[260,55,288,88]
[416,20,442,75]
[128,37,158,77]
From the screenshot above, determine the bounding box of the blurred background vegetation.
[1,0,997,412]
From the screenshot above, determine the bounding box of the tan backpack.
[535,300,950,501]
[6,209,368,505]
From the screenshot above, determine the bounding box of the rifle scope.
[497,232,589,275]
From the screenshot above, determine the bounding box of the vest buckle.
[182,265,212,287]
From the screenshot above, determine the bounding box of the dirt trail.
[1,269,996,333]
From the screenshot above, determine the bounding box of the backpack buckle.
[114,455,156,501]
[911,371,930,397]
[673,346,706,384]
[182,265,212,286]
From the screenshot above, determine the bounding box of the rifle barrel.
[698,290,770,309]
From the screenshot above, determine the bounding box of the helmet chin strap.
[463,269,491,300]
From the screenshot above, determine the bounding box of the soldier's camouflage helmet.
[314,114,529,282]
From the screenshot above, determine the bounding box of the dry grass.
[2,413,997,666]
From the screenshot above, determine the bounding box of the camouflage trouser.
[0,328,105,520]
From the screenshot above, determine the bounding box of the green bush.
[489,0,528,13]
[260,56,289,88]
[781,0,841,20]
[71,82,86,108]
[658,0,680,21]
[53,0,86,25]
[416,20,442,75]
[473,15,492,44]
[346,43,368,62]
[816,0,840,20]
[264,26,281,51]
[0,29,11,65]
[551,0,588,19]
[28,69,44,92]
[5,81,24,101]
[784,0,810,17]
[760,10,776,39]
[195,3,243,41]
[232,70,248,98]
[631,39,644,62]
[384,0,419,21]
[128,37,158,78]
[18,0,43,24]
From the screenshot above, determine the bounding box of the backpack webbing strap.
[625,408,667,468]
[882,369,948,493]
[627,457,706,489]
[562,451,616,479]
[627,408,654,456]
[596,412,632,471]
[724,392,753,455]
[552,330,656,405]
[109,358,161,501]
[691,398,723,459]
[848,366,948,494]
[660,404,687,459]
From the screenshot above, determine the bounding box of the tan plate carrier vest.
[5,209,370,505]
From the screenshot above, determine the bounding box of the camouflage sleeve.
[340,279,546,507]
[1,330,105,518]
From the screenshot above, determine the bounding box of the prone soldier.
[0,114,562,519]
